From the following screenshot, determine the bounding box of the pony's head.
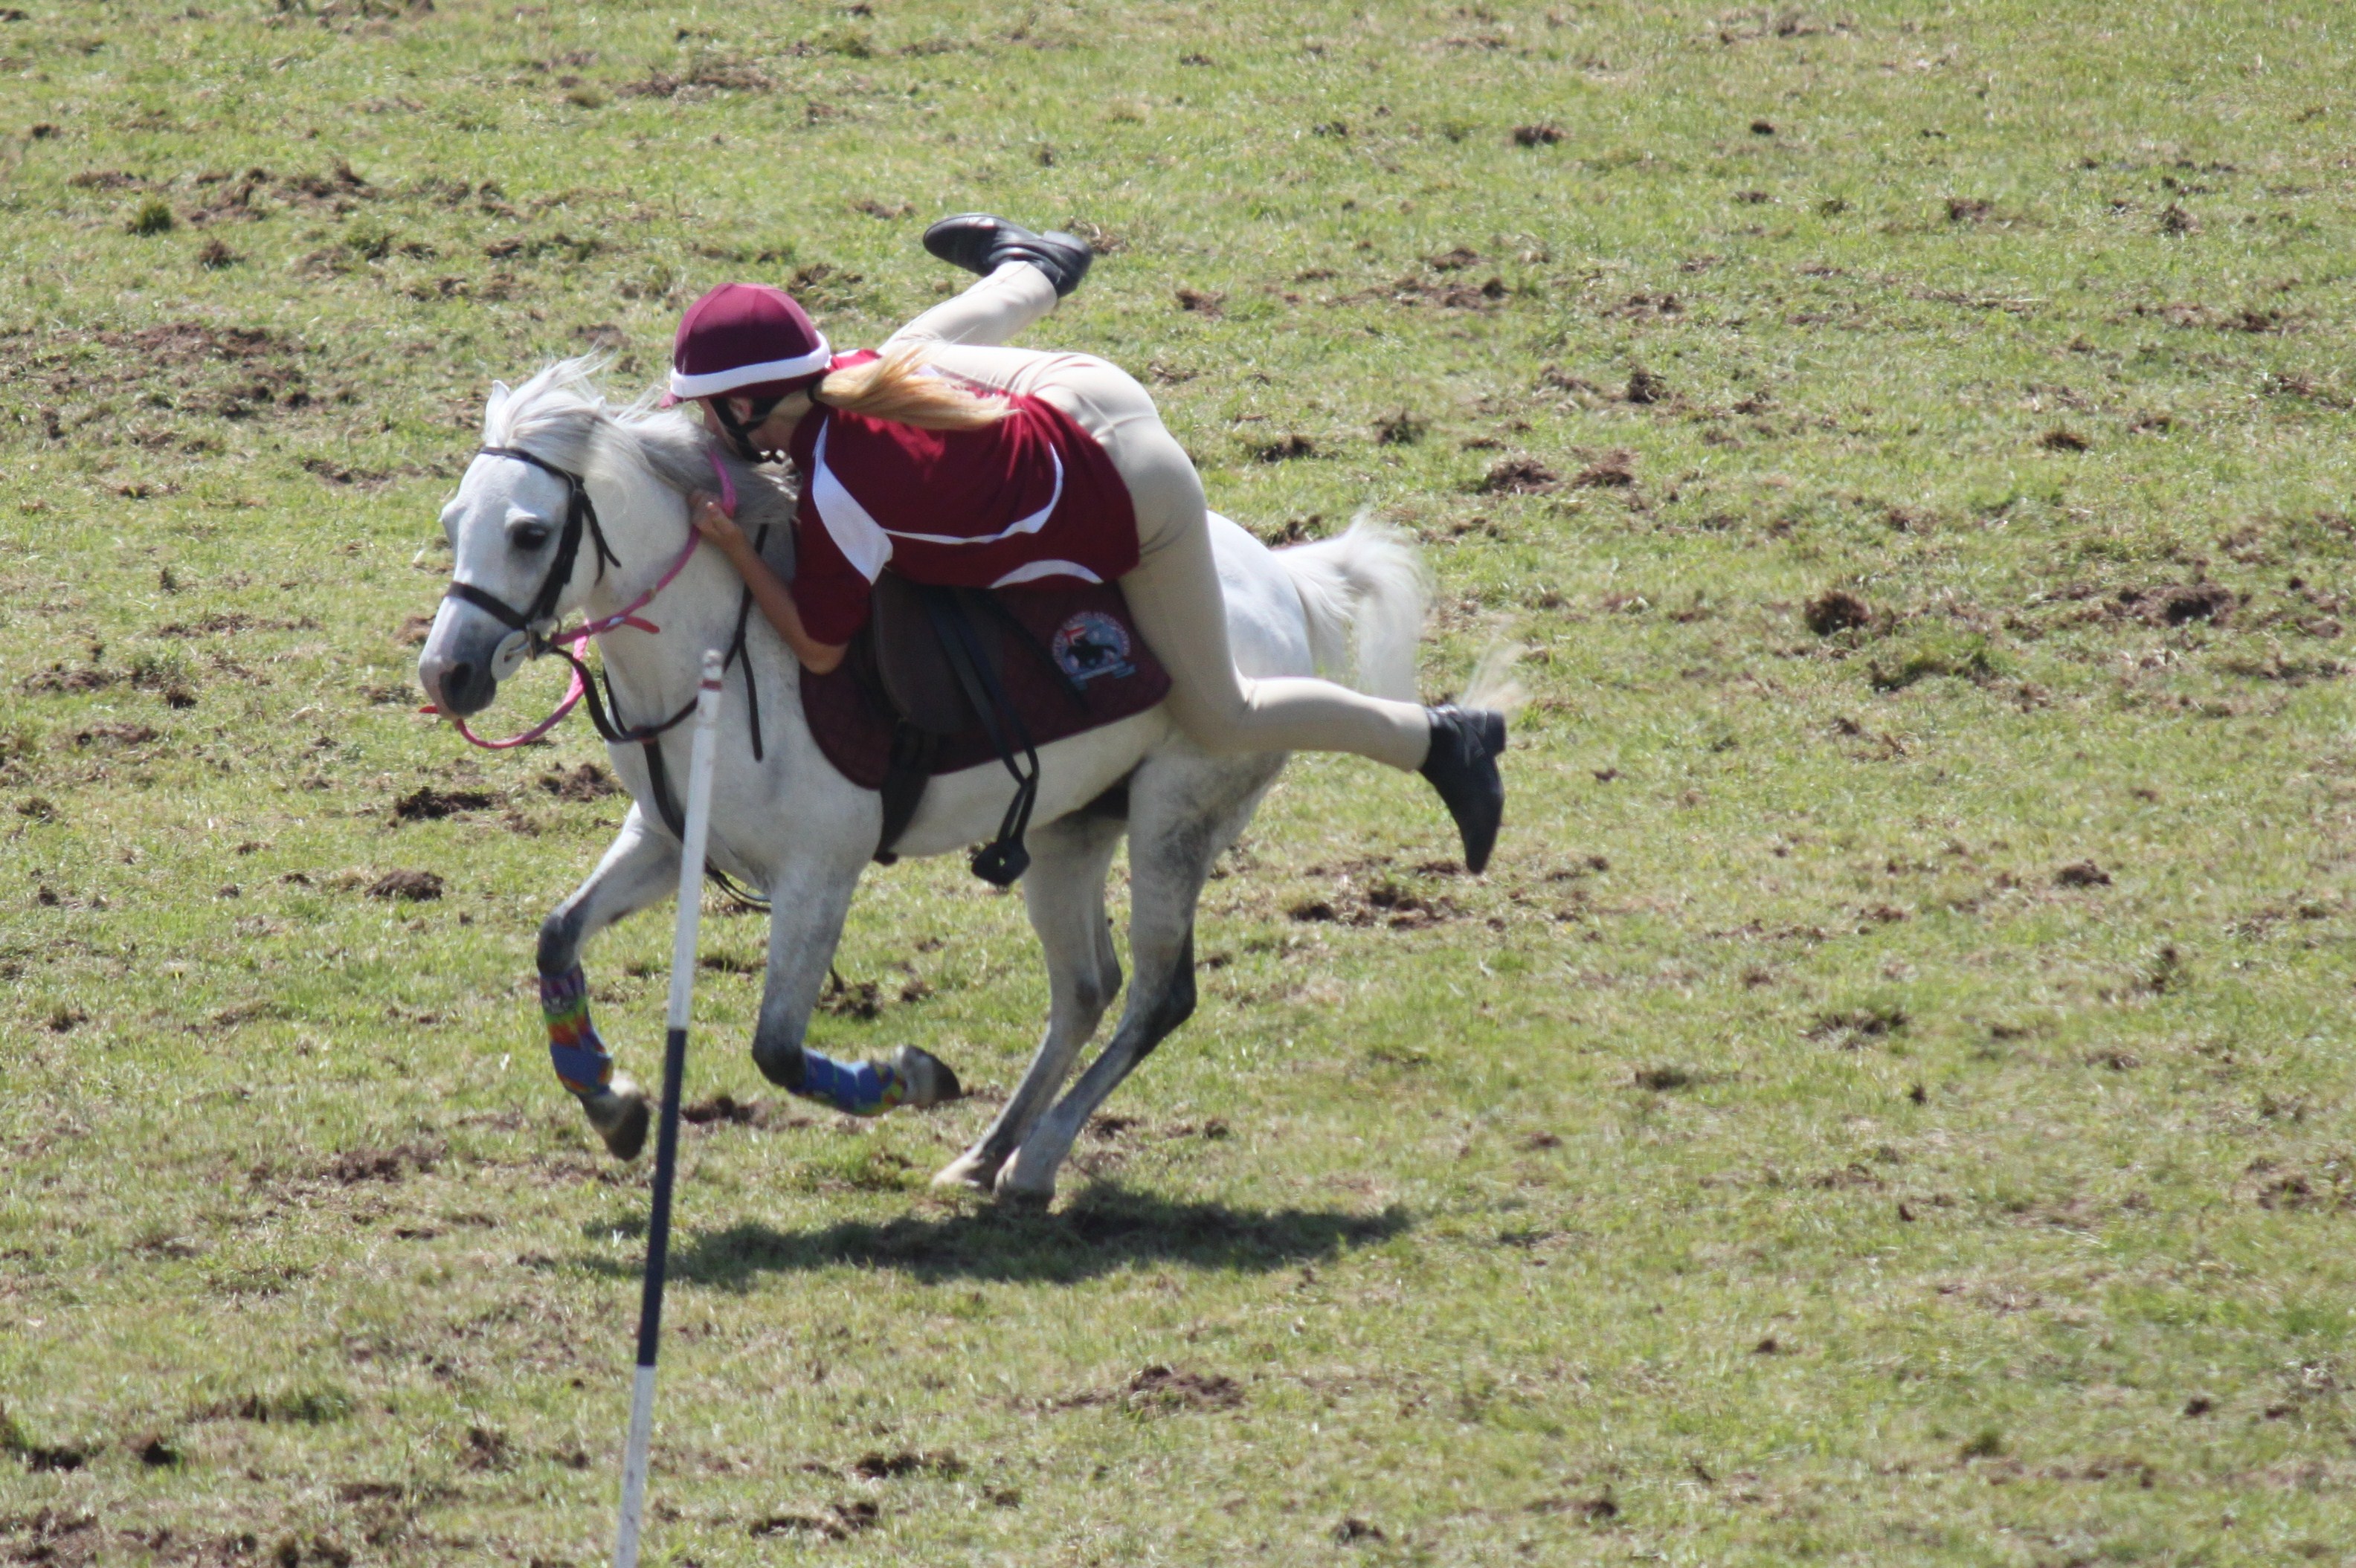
[417,358,779,717]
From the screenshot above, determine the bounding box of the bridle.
[441,445,624,648]
[428,443,777,909]
[431,445,706,750]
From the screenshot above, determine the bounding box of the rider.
[669,215,1510,872]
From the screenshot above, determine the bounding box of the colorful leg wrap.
[541,966,614,1097]
[795,1049,906,1117]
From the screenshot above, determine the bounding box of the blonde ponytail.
[815,344,1008,431]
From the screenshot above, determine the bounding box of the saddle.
[800,572,1171,883]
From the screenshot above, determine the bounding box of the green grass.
[4,1,2356,1562]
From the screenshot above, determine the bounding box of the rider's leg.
[884,262,1057,352]
[1103,405,1504,868]
[1113,421,1433,768]
[881,268,1143,421]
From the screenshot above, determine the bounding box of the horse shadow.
[573,1184,1412,1288]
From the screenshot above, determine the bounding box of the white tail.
[1275,514,1429,701]
[1458,641,1529,720]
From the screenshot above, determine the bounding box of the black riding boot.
[1420,705,1507,874]
[921,213,1094,298]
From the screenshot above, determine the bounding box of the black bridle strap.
[444,578,532,631]
[477,445,621,582]
[452,446,622,636]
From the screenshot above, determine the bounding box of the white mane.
[481,355,797,538]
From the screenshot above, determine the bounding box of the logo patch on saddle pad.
[1051,609,1137,685]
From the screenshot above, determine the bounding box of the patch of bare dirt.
[1285,872,1462,930]
[153,612,318,637]
[2143,583,2233,625]
[818,970,882,1019]
[1058,1364,1245,1414]
[389,786,495,822]
[748,1501,878,1540]
[1803,589,1873,635]
[0,320,318,433]
[1250,433,1318,462]
[1608,292,1682,321]
[2238,1158,2356,1213]
[2218,649,2343,684]
[1368,270,1510,310]
[2037,580,2235,628]
[850,1449,963,1480]
[19,663,119,695]
[617,58,774,98]
[1623,367,1670,404]
[366,869,442,901]
[538,762,620,801]
[324,1140,442,1185]
[72,721,157,749]
[1477,457,1559,494]
[299,456,396,488]
[1571,450,1637,488]
[1806,1004,1908,1046]
[680,1094,811,1132]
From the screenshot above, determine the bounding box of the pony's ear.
[482,379,512,437]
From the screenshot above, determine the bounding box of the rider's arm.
[689,494,847,677]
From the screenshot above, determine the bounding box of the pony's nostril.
[435,659,495,717]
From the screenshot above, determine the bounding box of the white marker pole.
[614,648,727,1568]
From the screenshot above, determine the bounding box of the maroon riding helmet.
[662,284,831,454]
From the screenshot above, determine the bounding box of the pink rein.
[432,454,737,750]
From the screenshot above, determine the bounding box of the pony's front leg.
[750,853,963,1115]
[536,805,680,1161]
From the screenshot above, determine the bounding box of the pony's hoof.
[992,1158,1056,1207]
[931,1149,1000,1193]
[582,1077,649,1161]
[889,1045,963,1109]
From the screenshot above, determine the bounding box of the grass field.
[6,1,2356,1562]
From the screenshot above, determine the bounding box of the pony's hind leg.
[996,761,1275,1202]
[934,807,1127,1193]
[537,806,680,1160]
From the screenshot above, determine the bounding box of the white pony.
[417,361,1427,1202]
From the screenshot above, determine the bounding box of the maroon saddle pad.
[801,581,1171,791]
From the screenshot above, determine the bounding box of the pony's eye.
[509,521,553,551]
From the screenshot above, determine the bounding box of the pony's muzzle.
[418,651,498,717]
[419,596,518,717]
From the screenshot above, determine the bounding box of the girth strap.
[918,586,1040,887]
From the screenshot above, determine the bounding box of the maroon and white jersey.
[784,357,1140,646]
